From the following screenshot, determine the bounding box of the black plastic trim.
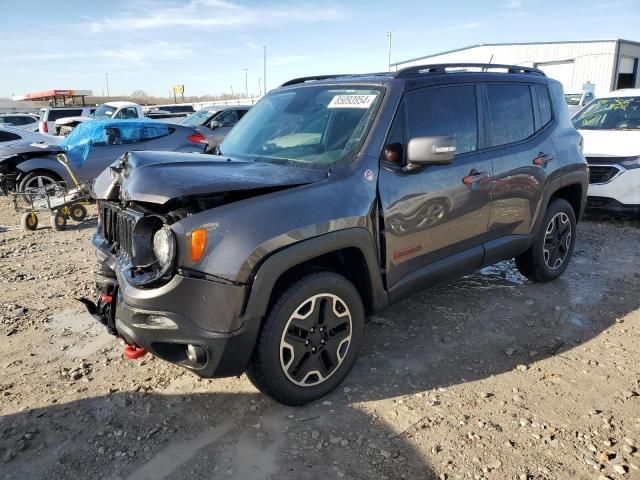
[243,228,387,320]
[387,246,483,304]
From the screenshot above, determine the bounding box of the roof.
[103,101,140,108]
[280,64,545,88]
[598,88,640,98]
[392,39,640,67]
[0,113,38,117]
[13,89,93,101]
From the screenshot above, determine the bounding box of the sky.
[1,0,639,99]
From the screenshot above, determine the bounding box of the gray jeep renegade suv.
[87,63,588,405]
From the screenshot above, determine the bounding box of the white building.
[392,39,640,96]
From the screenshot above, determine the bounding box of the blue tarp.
[58,119,171,167]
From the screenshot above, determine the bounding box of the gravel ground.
[0,197,639,480]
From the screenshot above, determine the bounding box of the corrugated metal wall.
[394,41,620,95]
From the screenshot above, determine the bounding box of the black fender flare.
[242,227,388,322]
[530,166,588,238]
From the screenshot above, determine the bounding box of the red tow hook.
[100,293,113,303]
[124,344,147,360]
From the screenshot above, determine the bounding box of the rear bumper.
[94,249,260,378]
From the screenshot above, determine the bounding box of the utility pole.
[258,78,262,98]
[386,32,392,72]
[263,46,267,95]
[243,68,248,98]
[105,73,110,96]
[230,85,234,97]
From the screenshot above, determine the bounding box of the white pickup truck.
[54,101,145,135]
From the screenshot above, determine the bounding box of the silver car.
[0,119,207,194]
[0,114,41,132]
[179,106,251,152]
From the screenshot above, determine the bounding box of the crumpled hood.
[93,151,327,204]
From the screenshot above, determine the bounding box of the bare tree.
[130,90,148,99]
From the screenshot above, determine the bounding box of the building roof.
[13,89,93,101]
[392,39,640,67]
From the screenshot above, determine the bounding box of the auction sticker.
[328,94,377,109]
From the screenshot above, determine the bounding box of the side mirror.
[209,120,221,129]
[406,136,456,170]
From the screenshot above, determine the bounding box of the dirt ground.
[0,196,639,480]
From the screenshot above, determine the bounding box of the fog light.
[186,344,207,364]
[132,315,178,330]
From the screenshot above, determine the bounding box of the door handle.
[462,171,491,186]
[533,152,555,166]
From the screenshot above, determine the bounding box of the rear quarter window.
[47,109,83,121]
[0,131,22,142]
[486,84,535,147]
[535,85,553,127]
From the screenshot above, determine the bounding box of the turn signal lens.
[190,228,207,262]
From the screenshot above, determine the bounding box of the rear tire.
[246,271,365,406]
[515,198,576,282]
[18,170,62,194]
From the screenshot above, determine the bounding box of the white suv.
[572,89,640,215]
[39,106,95,134]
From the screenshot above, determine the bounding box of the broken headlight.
[152,226,175,272]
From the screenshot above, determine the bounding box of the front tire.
[515,198,576,282]
[247,272,365,406]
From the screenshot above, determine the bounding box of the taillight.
[187,133,207,144]
[41,121,48,133]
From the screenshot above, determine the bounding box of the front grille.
[102,203,135,257]
[588,165,620,184]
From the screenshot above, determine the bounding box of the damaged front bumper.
[84,248,261,378]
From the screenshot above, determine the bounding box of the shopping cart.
[11,153,93,231]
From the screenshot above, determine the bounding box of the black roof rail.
[280,74,349,87]
[394,63,545,78]
[280,72,393,87]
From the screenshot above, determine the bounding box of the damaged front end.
[81,150,324,375]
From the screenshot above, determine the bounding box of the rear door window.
[405,85,478,154]
[486,84,535,146]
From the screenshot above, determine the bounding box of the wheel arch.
[16,158,67,184]
[242,228,388,322]
[549,183,583,222]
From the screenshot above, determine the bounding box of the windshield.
[572,97,640,130]
[219,86,382,169]
[565,94,581,106]
[92,104,117,119]
[180,109,216,126]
